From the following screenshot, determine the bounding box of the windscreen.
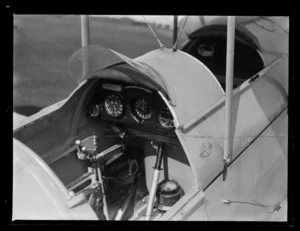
[67,45,170,99]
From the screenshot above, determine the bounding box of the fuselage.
[13,16,288,221]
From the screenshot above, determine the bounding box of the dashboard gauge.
[134,98,152,120]
[158,107,175,129]
[88,104,101,117]
[104,94,124,118]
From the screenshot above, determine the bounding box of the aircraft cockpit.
[13,16,289,221]
[14,52,197,220]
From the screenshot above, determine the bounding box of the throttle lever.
[75,136,97,160]
[75,140,87,160]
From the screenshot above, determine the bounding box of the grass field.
[13,15,187,116]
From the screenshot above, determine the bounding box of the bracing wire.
[14,26,48,59]
[173,16,189,51]
[222,199,282,214]
[143,16,165,50]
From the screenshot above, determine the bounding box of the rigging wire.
[203,198,210,221]
[143,16,165,50]
[253,20,275,32]
[173,16,188,51]
[222,199,281,214]
[14,26,49,60]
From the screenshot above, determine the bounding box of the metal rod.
[223,16,235,179]
[173,16,178,46]
[67,172,92,191]
[145,143,164,221]
[199,16,206,26]
[81,15,90,77]
[143,16,165,50]
[81,15,90,47]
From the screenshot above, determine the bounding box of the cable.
[143,16,165,50]
[14,27,49,60]
[222,199,281,214]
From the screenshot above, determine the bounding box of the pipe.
[223,16,235,179]
[145,143,164,220]
[80,15,90,77]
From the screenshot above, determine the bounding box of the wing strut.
[173,16,178,46]
[81,15,90,77]
[223,16,235,181]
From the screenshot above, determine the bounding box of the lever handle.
[110,125,126,139]
[75,140,88,160]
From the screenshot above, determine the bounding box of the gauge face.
[134,98,152,120]
[104,94,124,118]
[88,104,101,117]
[158,107,174,129]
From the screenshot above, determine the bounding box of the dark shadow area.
[13,105,42,116]
[181,25,264,89]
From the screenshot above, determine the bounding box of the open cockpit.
[14,62,195,220]
[181,25,265,89]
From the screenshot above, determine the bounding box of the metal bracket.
[223,160,229,181]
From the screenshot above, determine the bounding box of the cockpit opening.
[14,63,195,220]
[181,25,264,89]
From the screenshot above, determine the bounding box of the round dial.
[88,104,101,117]
[104,94,124,118]
[158,107,174,129]
[134,98,152,120]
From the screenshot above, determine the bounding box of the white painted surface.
[13,112,27,125]
[202,109,288,221]
[13,138,98,220]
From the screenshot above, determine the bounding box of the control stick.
[145,142,164,221]
[75,136,110,220]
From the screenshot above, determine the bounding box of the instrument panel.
[86,81,175,136]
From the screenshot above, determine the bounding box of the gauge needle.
[114,106,117,114]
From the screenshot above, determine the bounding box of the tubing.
[223,16,235,163]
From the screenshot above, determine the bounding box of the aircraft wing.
[179,16,289,38]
